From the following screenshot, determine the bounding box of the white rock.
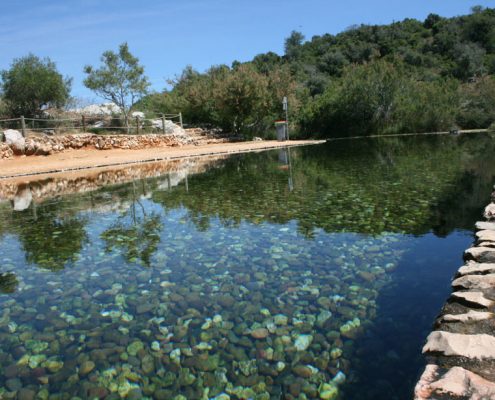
[440,310,494,322]
[413,364,495,400]
[451,291,494,308]
[476,230,495,242]
[464,246,495,260]
[4,129,25,155]
[452,273,495,290]
[414,364,439,400]
[484,203,495,220]
[423,331,495,359]
[458,262,495,276]
[476,221,495,231]
[294,334,313,351]
[70,103,121,116]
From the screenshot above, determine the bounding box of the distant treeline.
[138,6,495,138]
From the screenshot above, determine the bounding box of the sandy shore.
[0,140,324,179]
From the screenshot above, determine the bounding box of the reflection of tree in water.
[101,183,163,267]
[0,272,18,294]
[13,204,88,271]
[152,133,495,237]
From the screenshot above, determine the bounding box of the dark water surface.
[1,133,495,400]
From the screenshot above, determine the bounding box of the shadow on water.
[0,133,494,398]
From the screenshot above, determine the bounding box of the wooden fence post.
[82,115,86,133]
[161,115,166,134]
[20,116,26,137]
[179,112,183,128]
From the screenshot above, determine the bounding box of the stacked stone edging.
[414,186,495,399]
[0,128,229,160]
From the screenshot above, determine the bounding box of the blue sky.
[1,0,493,100]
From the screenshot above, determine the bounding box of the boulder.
[3,129,25,155]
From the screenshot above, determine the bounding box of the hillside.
[140,6,495,138]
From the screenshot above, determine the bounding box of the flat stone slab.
[458,262,495,276]
[476,221,495,231]
[476,230,495,242]
[423,331,495,359]
[451,291,494,308]
[452,274,495,290]
[464,246,495,261]
[477,241,495,248]
[414,364,495,399]
[440,310,494,323]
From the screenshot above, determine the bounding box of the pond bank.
[415,186,495,399]
[0,140,324,179]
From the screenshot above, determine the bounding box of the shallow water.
[0,133,494,400]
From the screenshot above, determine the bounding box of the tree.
[285,31,305,59]
[83,43,150,130]
[0,54,71,117]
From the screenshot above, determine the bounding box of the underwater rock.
[274,314,289,326]
[127,340,144,357]
[17,388,36,400]
[151,341,160,351]
[5,378,22,391]
[319,383,339,400]
[294,334,313,351]
[79,360,95,375]
[251,328,269,339]
[142,355,155,374]
[292,365,314,378]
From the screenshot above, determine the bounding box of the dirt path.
[0,140,324,179]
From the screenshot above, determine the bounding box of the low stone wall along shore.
[0,126,227,160]
[415,185,495,399]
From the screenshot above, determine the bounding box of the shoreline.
[0,140,324,180]
[414,188,495,399]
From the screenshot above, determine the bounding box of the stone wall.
[0,128,228,160]
[414,186,495,399]
[0,143,13,159]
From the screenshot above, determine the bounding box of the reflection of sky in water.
[1,134,495,399]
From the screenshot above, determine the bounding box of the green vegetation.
[0,54,71,117]
[1,8,494,137]
[139,6,495,137]
[83,42,150,129]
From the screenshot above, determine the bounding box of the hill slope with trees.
[141,6,495,138]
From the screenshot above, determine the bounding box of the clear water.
[0,133,494,400]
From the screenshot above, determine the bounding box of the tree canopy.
[83,42,150,127]
[0,54,71,117]
[138,6,495,137]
